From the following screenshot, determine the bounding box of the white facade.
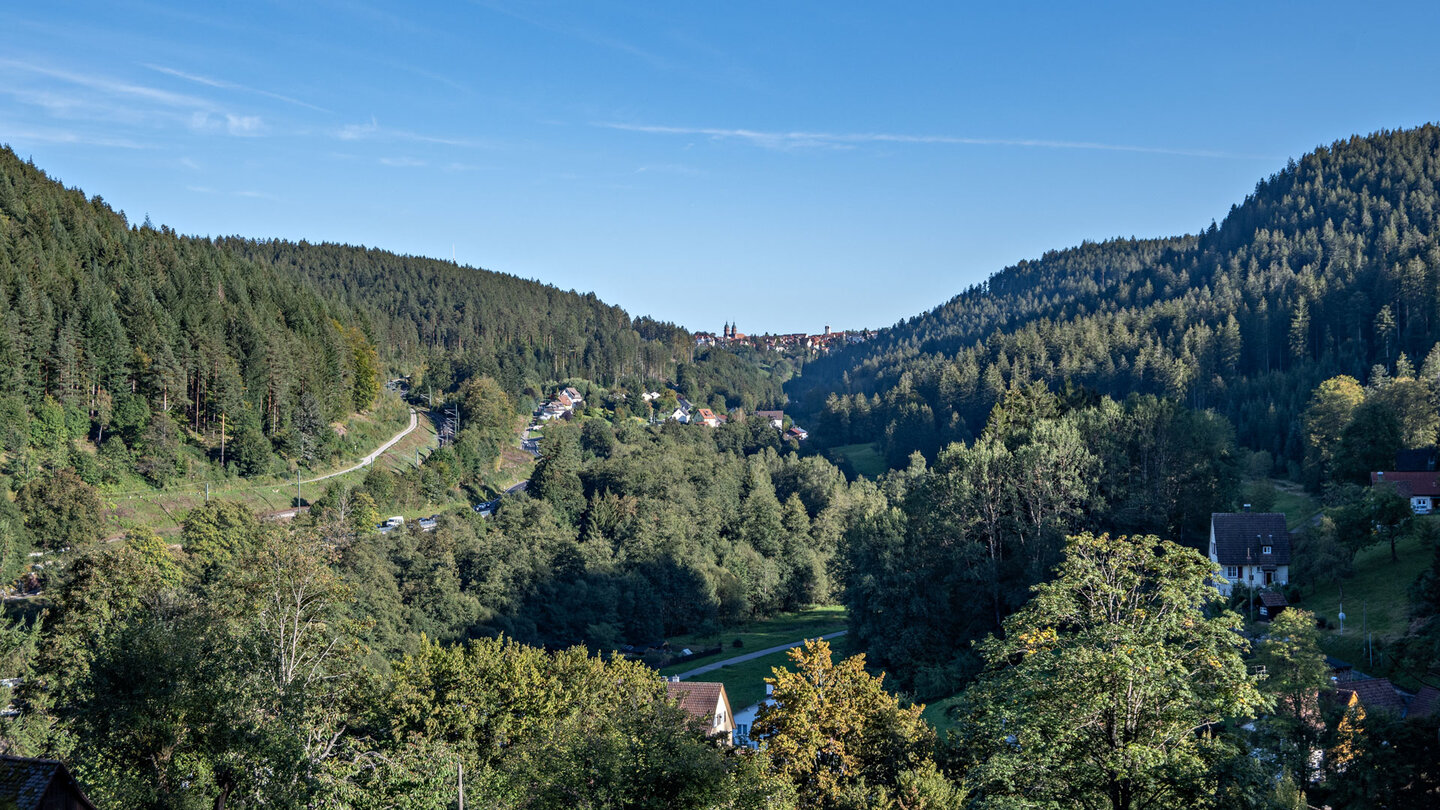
[1208,523,1289,597]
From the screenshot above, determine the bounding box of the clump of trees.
[843,384,1240,698]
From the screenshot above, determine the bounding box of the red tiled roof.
[1348,677,1407,716]
[1259,591,1289,608]
[665,681,724,721]
[1370,471,1440,496]
[1408,685,1440,719]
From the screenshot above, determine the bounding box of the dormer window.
[1262,545,1272,555]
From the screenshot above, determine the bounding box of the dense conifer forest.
[793,126,1440,474]
[5,128,1440,807]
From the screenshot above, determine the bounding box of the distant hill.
[219,238,695,396]
[790,125,1440,469]
[0,146,697,485]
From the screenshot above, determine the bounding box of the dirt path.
[302,408,418,485]
[674,630,848,681]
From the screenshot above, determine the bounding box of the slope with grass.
[1300,529,1432,679]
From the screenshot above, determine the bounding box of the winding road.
[673,630,848,681]
[303,408,419,485]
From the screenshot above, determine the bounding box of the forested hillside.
[221,238,696,393]
[0,148,380,488]
[793,126,1440,470]
[0,146,750,495]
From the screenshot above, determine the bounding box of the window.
[1262,545,1273,555]
[1225,566,1239,579]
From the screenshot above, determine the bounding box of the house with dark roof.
[0,756,96,810]
[1369,470,1440,515]
[1208,511,1291,597]
[664,679,735,744]
[1258,590,1290,621]
[753,410,784,429]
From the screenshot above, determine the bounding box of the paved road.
[506,480,529,494]
[303,408,419,485]
[674,630,848,681]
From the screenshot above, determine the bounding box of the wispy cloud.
[189,112,268,136]
[598,122,1276,159]
[379,156,427,167]
[142,63,330,112]
[0,58,272,138]
[337,117,491,148]
[0,59,216,110]
[1,127,150,149]
[187,185,275,199]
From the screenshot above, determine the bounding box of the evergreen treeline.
[0,146,744,494]
[793,126,1440,470]
[220,237,698,392]
[0,147,380,487]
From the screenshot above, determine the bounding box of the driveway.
[674,630,848,681]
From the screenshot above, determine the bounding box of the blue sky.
[3,2,1439,334]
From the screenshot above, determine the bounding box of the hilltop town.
[693,322,873,353]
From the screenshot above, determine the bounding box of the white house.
[1208,511,1291,597]
[664,679,735,745]
[754,410,785,429]
[1369,471,1440,515]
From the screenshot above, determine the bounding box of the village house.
[787,426,808,441]
[695,408,725,428]
[1368,470,1440,515]
[663,679,736,744]
[754,410,784,429]
[1208,510,1290,596]
[0,756,97,810]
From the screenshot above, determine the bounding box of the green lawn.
[828,442,887,478]
[656,606,849,709]
[921,694,965,736]
[680,633,857,711]
[1268,481,1322,531]
[1296,529,1432,682]
[660,605,847,669]
[101,396,436,535]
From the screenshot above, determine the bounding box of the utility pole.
[1338,583,1346,635]
[457,762,465,810]
[220,412,226,468]
[206,483,210,503]
[296,469,302,509]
